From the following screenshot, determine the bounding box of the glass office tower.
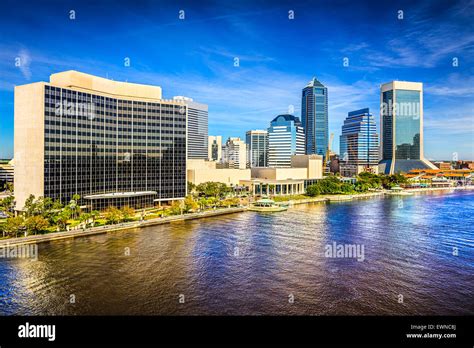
[173,96,208,160]
[268,114,305,168]
[15,71,187,211]
[301,77,328,158]
[379,81,436,174]
[246,130,268,167]
[339,108,379,177]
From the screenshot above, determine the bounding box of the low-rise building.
[240,155,323,195]
[0,159,14,185]
[221,137,247,169]
[187,159,251,187]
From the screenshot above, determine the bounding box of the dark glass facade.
[301,78,328,158]
[394,90,421,160]
[44,85,186,210]
[381,90,393,160]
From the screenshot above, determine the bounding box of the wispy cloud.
[17,49,31,80]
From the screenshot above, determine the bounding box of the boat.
[385,185,414,196]
[248,198,288,212]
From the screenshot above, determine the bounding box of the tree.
[104,206,122,224]
[54,208,71,230]
[24,216,49,235]
[183,196,198,213]
[3,182,13,193]
[187,181,196,196]
[23,194,36,217]
[68,194,81,220]
[198,197,209,210]
[306,184,321,197]
[0,195,16,217]
[79,212,91,227]
[90,210,100,225]
[120,206,135,222]
[196,182,229,198]
[169,200,183,215]
[3,216,25,238]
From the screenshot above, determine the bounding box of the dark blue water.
[0,190,473,315]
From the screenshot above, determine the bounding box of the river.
[1,190,473,315]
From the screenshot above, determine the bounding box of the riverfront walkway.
[1,186,472,248]
[0,207,245,247]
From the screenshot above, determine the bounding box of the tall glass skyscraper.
[301,77,328,158]
[379,81,436,174]
[268,114,305,168]
[339,108,379,177]
[246,130,268,167]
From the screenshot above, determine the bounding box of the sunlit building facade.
[246,130,268,167]
[173,96,208,160]
[379,81,436,174]
[268,114,305,168]
[14,71,187,211]
[339,108,379,177]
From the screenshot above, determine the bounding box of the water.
[1,190,473,315]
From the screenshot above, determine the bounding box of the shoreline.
[1,186,472,247]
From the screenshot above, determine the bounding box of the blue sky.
[0,0,473,160]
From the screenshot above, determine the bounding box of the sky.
[0,0,473,160]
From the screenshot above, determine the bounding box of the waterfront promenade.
[1,186,472,248]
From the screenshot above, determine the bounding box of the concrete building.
[222,137,247,169]
[240,154,323,195]
[208,135,222,162]
[173,96,208,160]
[379,81,437,174]
[246,130,268,168]
[187,159,250,186]
[268,114,305,168]
[339,108,379,177]
[14,70,187,211]
[301,77,328,158]
[0,159,14,185]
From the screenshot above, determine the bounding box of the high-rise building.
[379,81,436,174]
[222,137,247,169]
[339,108,379,177]
[301,77,328,158]
[246,130,268,167]
[173,96,208,160]
[14,71,187,211]
[208,135,222,161]
[268,114,305,168]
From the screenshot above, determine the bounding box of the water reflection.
[0,191,473,315]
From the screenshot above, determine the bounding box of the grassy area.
[272,194,309,202]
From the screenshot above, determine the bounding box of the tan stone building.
[14,71,187,211]
[240,155,323,195]
[187,159,250,186]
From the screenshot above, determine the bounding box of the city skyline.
[0,0,473,161]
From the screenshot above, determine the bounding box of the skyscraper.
[14,71,187,211]
[208,135,222,161]
[379,81,436,174]
[246,130,268,167]
[173,96,208,160]
[268,114,305,168]
[339,108,379,177]
[221,137,247,169]
[301,77,328,158]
